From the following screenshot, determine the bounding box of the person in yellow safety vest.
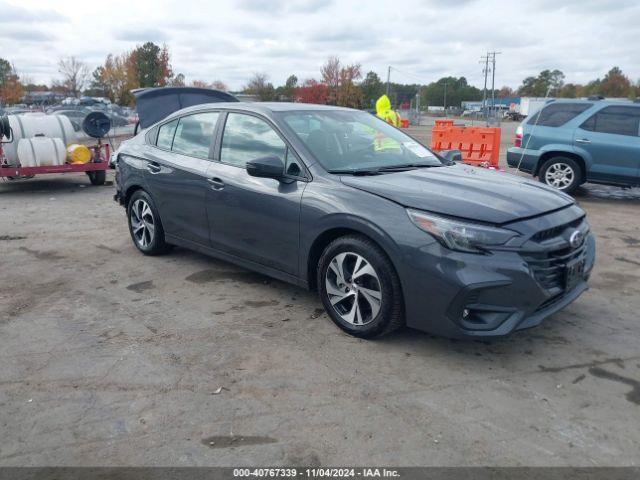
[376,94,402,126]
[374,94,403,151]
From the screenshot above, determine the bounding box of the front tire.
[317,235,404,338]
[539,157,581,193]
[127,190,170,255]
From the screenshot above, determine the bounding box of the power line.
[388,66,431,84]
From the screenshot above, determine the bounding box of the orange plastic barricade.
[430,124,501,168]
[434,119,454,128]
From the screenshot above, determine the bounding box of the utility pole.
[489,51,501,110]
[443,81,448,113]
[480,54,489,122]
[386,66,391,97]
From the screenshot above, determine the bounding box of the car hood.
[340,164,574,225]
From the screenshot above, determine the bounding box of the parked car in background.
[51,108,92,131]
[507,99,640,193]
[114,101,595,340]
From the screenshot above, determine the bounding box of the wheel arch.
[124,184,145,207]
[304,218,402,292]
[536,151,586,182]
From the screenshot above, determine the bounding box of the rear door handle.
[147,161,161,174]
[208,177,225,190]
[575,138,591,144]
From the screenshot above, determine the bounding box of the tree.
[132,42,172,88]
[600,67,632,97]
[420,77,481,109]
[0,58,12,85]
[336,63,362,108]
[295,79,328,104]
[94,52,137,105]
[170,73,185,87]
[557,83,581,98]
[280,74,298,100]
[360,71,384,109]
[285,75,298,90]
[211,80,228,91]
[497,86,515,98]
[189,79,228,91]
[0,59,24,105]
[244,73,275,101]
[57,56,89,97]
[517,69,565,96]
[320,56,341,104]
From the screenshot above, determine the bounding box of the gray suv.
[114,102,595,339]
[507,99,640,193]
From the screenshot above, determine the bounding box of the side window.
[172,112,219,158]
[528,103,592,127]
[156,119,178,149]
[285,148,305,178]
[220,113,286,168]
[580,106,640,137]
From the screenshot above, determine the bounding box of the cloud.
[2,0,639,92]
[0,2,67,23]
[0,26,56,42]
[114,28,170,43]
[236,0,332,13]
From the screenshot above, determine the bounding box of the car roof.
[550,98,640,107]
[174,101,356,117]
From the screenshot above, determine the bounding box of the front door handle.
[575,138,591,144]
[208,177,225,190]
[147,162,161,174]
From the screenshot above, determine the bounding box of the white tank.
[3,114,77,166]
[17,138,66,167]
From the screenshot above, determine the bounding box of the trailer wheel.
[88,170,106,186]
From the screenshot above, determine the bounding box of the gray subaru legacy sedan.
[114,100,595,339]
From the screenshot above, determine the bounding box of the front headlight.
[407,209,519,253]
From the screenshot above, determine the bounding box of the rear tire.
[539,156,581,194]
[127,190,170,255]
[88,170,106,186]
[317,235,404,338]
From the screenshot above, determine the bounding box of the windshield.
[279,110,444,173]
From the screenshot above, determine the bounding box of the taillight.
[515,125,523,147]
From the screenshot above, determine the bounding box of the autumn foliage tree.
[90,42,175,105]
[320,56,363,107]
[294,79,328,104]
[0,58,24,105]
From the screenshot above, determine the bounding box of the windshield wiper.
[329,164,441,176]
[376,163,442,172]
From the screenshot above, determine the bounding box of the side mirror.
[439,149,462,163]
[246,155,284,180]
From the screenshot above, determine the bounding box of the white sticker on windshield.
[403,141,434,158]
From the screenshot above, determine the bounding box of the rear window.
[528,103,592,127]
[156,119,178,149]
[171,112,219,158]
[580,106,640,137]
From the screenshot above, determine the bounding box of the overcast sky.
[1,0,639,91]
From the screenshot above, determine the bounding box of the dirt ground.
[1,123,639,466]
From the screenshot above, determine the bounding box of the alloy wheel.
[325,252,382,326]
[545,162,574,189]
[130,199,155,248]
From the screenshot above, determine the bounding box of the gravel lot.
[1,123,639,466]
